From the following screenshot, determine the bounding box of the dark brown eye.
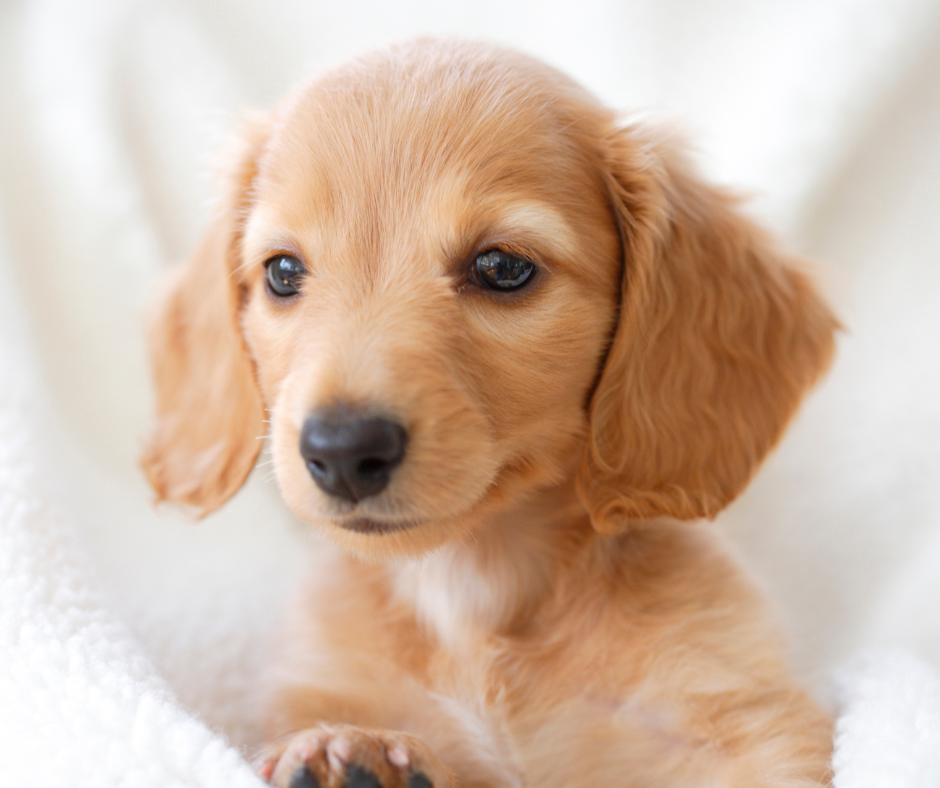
[265,255,306,297]
[473,250,536,291]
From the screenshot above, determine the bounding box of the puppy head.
[142,39,836,555]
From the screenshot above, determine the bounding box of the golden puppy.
[143,38,837,788]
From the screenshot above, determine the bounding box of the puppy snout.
[299,410,407,503]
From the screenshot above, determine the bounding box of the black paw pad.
[407,772,432,788]
[290,766,322,788]
[346,764,382,788]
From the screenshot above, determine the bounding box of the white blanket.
[2,0,939,785]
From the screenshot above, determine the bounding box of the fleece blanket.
[1,0,939,785]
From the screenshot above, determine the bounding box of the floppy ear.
[141,116,271,516]
[578,121,838,534]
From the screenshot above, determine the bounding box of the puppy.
[143,38,837,788]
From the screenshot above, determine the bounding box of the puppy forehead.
[249,44,610,264]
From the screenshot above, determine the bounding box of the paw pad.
[407,773,433,788]
[346,764,382,788]
[289,766,321,788]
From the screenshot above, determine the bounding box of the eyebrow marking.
[493,202,577,261]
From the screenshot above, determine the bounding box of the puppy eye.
[473,250,536,291]
[265,255,307,297]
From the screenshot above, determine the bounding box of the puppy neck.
[392,476,593,646]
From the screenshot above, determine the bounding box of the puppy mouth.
[337,517,422,535]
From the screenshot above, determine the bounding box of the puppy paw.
[256,724,453,788]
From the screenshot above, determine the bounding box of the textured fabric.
[0,248,265,786]
[833,652,940,788]
[1,0,939,785]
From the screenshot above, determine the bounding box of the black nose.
[299,410,407,503]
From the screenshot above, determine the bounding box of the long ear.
[141,116,271,516]
[578,121,838,533]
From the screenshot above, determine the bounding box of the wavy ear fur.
[141,116,271,516]
[578,121,838,534]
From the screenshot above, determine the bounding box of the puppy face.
[238,46,621,555]
[142,39,837,557]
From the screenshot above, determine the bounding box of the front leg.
[257,680,521,788]
[259,556,523,788]
[256,723,454,788]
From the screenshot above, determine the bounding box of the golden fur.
[143,39,838,787]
